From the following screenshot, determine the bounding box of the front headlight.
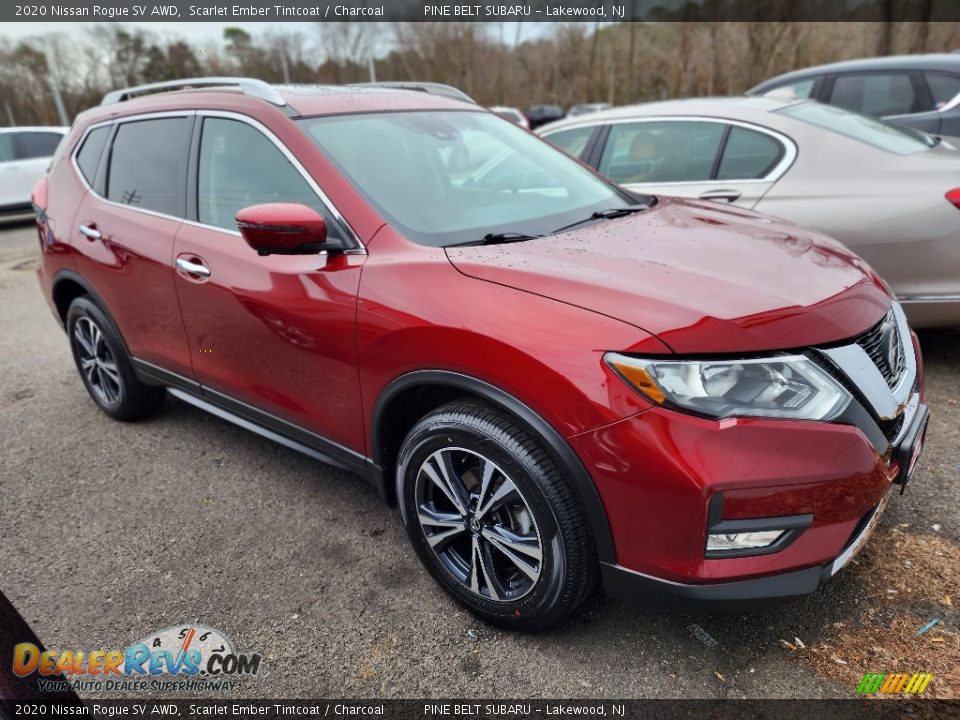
[605,353,851,421]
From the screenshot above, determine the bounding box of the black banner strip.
[3,699,957,719]
[4,0,960,24]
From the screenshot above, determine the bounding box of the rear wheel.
[397,400,597,630]
[66,296,165,421]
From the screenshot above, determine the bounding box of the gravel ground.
[0,220,957,700]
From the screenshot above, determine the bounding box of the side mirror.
[235,203,343,256]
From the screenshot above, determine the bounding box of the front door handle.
[78,223,101,240]
[698,189,742,203]
[175,257,211,277]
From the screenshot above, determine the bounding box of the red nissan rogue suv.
[34,78,928,629]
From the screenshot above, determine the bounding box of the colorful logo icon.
[856,672,933,695]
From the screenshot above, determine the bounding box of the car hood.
[445,198,891,354]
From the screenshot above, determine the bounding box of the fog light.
[707,530,785,552]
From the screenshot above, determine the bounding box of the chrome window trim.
[68,109,365,254]
[817,302,916,421]
[70,110,195,196]
[542,115,798,186]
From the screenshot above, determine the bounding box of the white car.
[489,106,529,129]
[538,97,960,327]
[1,127,68,215]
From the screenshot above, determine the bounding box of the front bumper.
[575,300,927,603]
[573,394,928,602]
[602,487,892,603]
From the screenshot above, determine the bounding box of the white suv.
[1,127,68,216]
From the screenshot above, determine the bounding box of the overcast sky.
[1,21,273,47]
[0,21,547,51]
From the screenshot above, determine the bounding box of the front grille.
[813,307,913,447]
[852,309,906,389]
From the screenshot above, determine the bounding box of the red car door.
[70,115,194,378]
[172,114,366,457]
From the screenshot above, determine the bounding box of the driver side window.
[197,117,342,239]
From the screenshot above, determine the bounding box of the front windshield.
[297,110,635,247]
[777,101,936,155]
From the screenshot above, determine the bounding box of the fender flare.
[51,270,129,350]
[372,369,615,564]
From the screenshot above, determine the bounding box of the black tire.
[397,399,598,630]
[66,296,165,421]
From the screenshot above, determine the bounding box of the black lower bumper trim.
[601,561,831,604]
[893,403,929,490]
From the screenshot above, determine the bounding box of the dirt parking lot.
[1,220,957,699]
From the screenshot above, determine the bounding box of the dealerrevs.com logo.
[13,625,261,693]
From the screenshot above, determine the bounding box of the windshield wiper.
[449,232,543,247]
[552,206,648,235]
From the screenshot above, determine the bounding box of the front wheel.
[397,400,597,630]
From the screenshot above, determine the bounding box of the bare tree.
[317,22,381,82]
[3,21,959,128]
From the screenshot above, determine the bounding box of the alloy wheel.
[414,447,543,602]
[73,316,122,406]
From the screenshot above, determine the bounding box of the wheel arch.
[371,370,615,564]
[52,270,131,354]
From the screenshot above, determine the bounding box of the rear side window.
[716,127,784,180]
[763,79,816,100]
[599,120,726,184]
[197,117,341,238]
[829,73,921,116]
[75,127,110,184]
[13,131,63,160]
[926,72,960,108]
[544,126,595,159]
[107,118,190,216]
[0,134,12,163]
[779,102,934,155]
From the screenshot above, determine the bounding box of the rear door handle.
[698,189,742,203]
[175,257,211,278]
[78,223,101,240]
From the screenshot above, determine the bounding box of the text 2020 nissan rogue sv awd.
[33,79,928,629]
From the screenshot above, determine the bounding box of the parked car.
[35,78,927,629]
[525,104,565,129]
[568,102,612,117]
[539,96,960,327]
[748,54,960,138]
[489,105,529,129]
[0,126,67,216]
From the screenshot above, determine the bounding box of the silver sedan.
[539,97,960,327]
